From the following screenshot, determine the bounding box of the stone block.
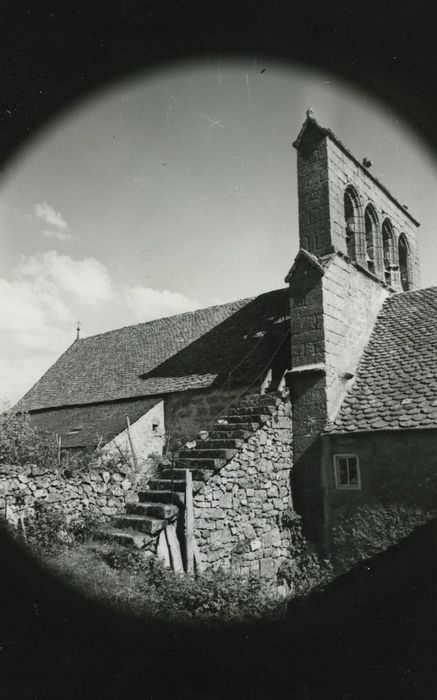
[219,493,233,509]
[243,523,256,540]
[260,557,275,578]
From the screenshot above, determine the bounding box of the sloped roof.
[30,397,161,448]
[326,287,437,433]
[19,288,290,412]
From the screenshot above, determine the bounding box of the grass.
[46,541,288,624]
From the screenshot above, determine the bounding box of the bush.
[0,406,58,468]
[62,543,286,623]
[22,504,100,557]
[277,552,333,597]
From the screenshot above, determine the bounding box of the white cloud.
[124,285,201,321]
[42,228,75,242]
[35,201,68,231]
[16,251,113,306]
[0,251,202,403]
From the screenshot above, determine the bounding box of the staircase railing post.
[227,372,232,417]
[171,452,175,505]
[185,469,194,574]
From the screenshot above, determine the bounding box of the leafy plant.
[0,404,58,468]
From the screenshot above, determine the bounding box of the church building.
[17,112,437,574]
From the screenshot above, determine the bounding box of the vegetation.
[11,503,332,623]
[0,404,58,468]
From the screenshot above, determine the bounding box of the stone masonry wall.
[322,253,389,421]
[296,124,332,257]
[326,137,421,289]
[0,463,138,527]
[323,430,437,571]
[193,399,293,578]
[165,386,248,447]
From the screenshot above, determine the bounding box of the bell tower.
[286,112,422,547]
[293,110,421,291]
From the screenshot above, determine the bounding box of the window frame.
[333,453,361,490]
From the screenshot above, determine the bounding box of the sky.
[1,57,437,403]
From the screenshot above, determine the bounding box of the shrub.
[21,504,100,557]
[0,406,58,468]
[97,546,284,622]
[331,501,435,572]
[277,552,333,597]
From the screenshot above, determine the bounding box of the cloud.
[15,251,113,306]
[35,201,68,231]
[0,251,203,403]
[124,285,201,321]
[42,228,75,242]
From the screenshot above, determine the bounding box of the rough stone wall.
[322,254,389,420]
[296,124,332,257]
[323,430,437,570]
[326,137,420,289]
[0,463,138,526]
[295,122,420,290]
[192,399,293,578]
[286,252,389,544]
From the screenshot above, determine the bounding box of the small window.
[398,233,411,291]
[364,205,378,275]
[382,219,397,286]
[333,454,361,489]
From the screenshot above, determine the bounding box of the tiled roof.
[326,287,437,433]
[19,289,290,412]
[30,398,160,448]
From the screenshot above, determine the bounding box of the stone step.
[226,413,269,424]
[179,447,236,460]
[229,404,275,417]
[126,502,180,519]
[160,467,214,481]
[148,478,204,492]
[175,457,226,470]
[239,393,281,408]
[138,490,185,505]
[94,527,154,549]
[206,429,252,440]
[185,438,244,450]
[211,422,260,433]
[111,513,167,535]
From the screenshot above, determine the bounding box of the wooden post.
[125,416,138,470]
[165,524,184,573]
[157,529,171,568]
[185,469,194,573]
[57,435,62,467]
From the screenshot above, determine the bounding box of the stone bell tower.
[285,111,421,546]
[292,109,420,290]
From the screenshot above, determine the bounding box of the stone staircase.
[96,390,285,558]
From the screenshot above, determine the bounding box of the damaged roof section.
[326,287,437,433]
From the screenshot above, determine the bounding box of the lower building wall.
[165,385,252,447]
[103,401,165,470]
[323,430,437,571]
[193,401,293,578]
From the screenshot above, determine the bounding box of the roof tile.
[327,287,437,433]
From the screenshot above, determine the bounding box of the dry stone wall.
[0,463,138,526]
[193,400,293,578]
